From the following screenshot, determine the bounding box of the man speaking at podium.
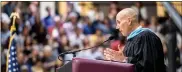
[104,8,166,72]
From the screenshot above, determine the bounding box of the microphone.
[111,29,119,40]
[58,29,119,61]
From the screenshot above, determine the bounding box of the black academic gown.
[123,30,166,72]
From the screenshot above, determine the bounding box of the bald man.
[104,8,166,72]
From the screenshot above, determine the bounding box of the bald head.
[116,8,140,36]
[116,8,138,23]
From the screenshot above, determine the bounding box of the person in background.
[48,38,59,60]
[59,33,70,52]
[30,15,47,45]
[1,15,10,71]
[67,2,81,21]
[31,57,44,72]
[108,2,120,29]
[56,28,67,55]
[60,35,73,64]
[1,13,11,47]
[48,15,63,39]
[77,34,104,60]
[94,5,104,22]
[16,25,31,51]
[68,27,85,49]
[3,2,16,16]
[23,36,33,69]
[131,2,148,20]
[149,16,167,54]
[108,2,118,21]
[88,34,104,60]
[83,16,96,35]
[42,45,58,72]
[28,1,39,26]
[101,17,112,34]
[93,17,110,35]
[43,6,55,30]
[87,4,104,22]
[94,29,106,44]
[63,12,79,37]
[149,16,162,32]
[13,6,24,34]
[17,52,27,72]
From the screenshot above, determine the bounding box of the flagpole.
[6,12,19,72]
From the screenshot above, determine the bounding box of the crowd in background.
[1,2,182,72]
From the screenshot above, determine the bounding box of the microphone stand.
[58,36,114,61]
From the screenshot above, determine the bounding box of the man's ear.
[128,17,132,26]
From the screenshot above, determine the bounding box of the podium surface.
[57,58,134,72]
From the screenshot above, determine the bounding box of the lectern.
[57,58,134,72]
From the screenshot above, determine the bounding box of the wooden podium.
[57,58,134,72]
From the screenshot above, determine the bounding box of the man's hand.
[103,45,125,62]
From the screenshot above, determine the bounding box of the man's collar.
[127,26,143,40]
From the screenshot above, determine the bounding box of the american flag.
[7,37,20,72]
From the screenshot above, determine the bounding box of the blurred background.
[1,1,182,72]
